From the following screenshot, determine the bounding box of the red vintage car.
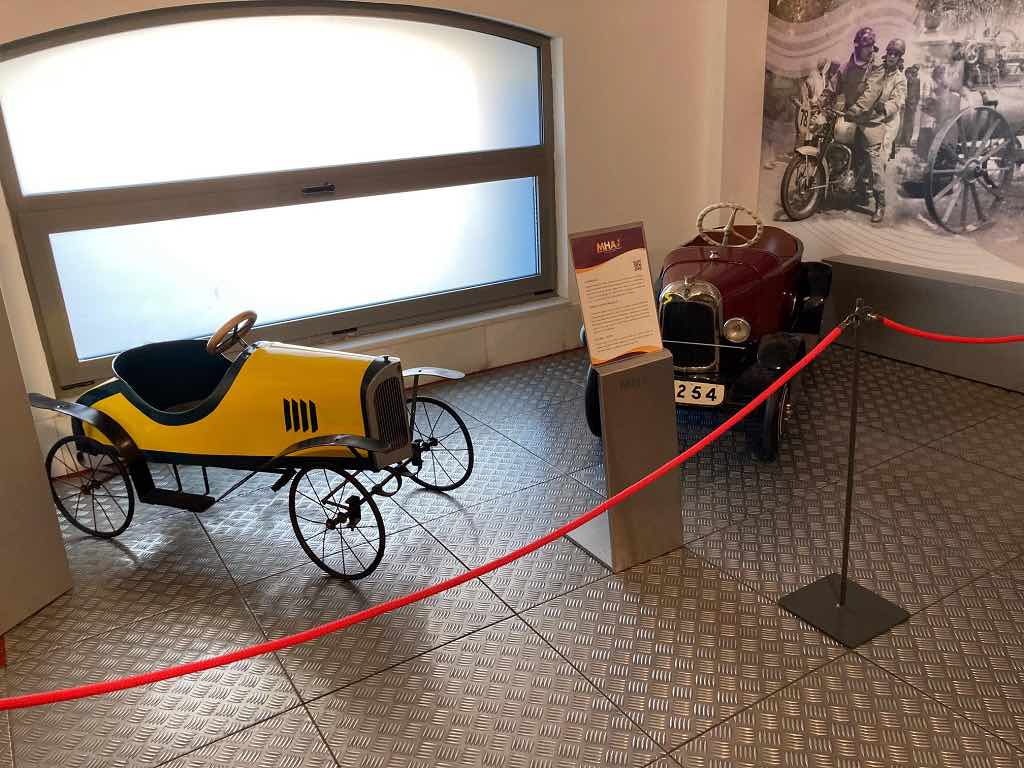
[584,203,831,461]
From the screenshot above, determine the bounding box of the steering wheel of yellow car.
[207,310,257,357]
[696,202,764,248]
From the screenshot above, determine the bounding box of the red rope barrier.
[0,326,844,712]
[879,315,1024,344]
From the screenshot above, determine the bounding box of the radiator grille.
[663,300,716,368]
[373,376,409,449]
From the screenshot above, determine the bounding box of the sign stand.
[566,223,683,571]
[569,348,683,570]
[778,299,908,648]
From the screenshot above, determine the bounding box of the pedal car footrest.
[138,487,216,512]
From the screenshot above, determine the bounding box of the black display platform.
[779,573,910,648]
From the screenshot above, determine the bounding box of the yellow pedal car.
[31,311,474,580]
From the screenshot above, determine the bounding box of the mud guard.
[29,392,162,503]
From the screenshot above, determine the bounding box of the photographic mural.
[761,0,1024,282]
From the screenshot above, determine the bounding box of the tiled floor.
[3,344,1024,767]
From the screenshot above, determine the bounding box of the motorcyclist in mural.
[832,30,908,224]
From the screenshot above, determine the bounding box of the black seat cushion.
[112,340,231,413]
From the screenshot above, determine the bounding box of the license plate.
[674,380,724,406]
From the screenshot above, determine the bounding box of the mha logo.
[595,238,622,255]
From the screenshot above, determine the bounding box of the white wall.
[0,0,769,448]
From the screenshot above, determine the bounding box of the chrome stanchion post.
[838,298,863,606]
[778,298,909,647]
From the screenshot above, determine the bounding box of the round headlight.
[723,317,751,343]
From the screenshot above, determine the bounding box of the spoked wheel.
[46,435,134,538]
[780,155,826,220]
[926,106,1021,234]
[289,467,385,579]
[405,395,474,491]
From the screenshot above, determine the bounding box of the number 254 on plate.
[674,380,724,406]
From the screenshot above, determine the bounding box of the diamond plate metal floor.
[5,346,1024,767]
[6,590,298,768]
[672,654,1024,767]
[240,527,512,701]
[158,706,337,768]
[522,548,844,753]
[861,556,1024,751]
[307,616,665,768]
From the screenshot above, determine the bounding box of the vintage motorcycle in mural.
[779,107,865,220]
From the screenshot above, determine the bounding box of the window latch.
[301,183,336,196]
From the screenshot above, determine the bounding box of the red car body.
[585,224,831,461]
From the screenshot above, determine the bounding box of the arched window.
[0,3,555,387]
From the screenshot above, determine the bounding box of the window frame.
[0,1,557,388]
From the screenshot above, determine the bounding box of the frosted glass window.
[51,177,540,360]
[0,15,540,195]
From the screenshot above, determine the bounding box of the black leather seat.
[112,340,231,413]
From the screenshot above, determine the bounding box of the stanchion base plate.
[778,574,909,648]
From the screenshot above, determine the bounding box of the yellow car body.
[75,340,410,469]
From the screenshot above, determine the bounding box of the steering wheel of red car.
[207,310,257,356]
[696,202,764,248]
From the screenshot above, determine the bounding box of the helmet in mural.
[885,38,907,58]
[853,27,878,51]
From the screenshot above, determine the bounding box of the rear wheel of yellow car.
[46,435,134,538]
[289,467,385,579]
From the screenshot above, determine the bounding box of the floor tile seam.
[409,512,616,618]
[391,475,564,527]
[851,650,1024,756]
[846,499,1024,603]
[193,498,349,733]
[463,415,577,471]
[193,510,245,592]
[286,521,514,705]
[59,507,191,551]
[3,578,250,667]
[2,709,13,768]
[441,384,584,424]
[496,555,612,616]
[297,612,515,708]
[147,700,315,768]
[827,344,1020,399]
[295,701,345,768]
[231,523,435,594]
[564,463,605,497]
[655,650,857,759]
[680,541,787,605]
[889,549,1024,618]
[923,441,1024,485]
[513,609,679,758]
[228,558,341,767]
[519,603,853,761]
[689,500,1024,625]
[416,351,585,393]
[679,509,764,549]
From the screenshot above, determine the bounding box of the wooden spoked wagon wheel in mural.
[925,106,1023,234]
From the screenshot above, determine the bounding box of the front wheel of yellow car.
[405,396,474,492]
[289,467,385,579]
[46,435,135,538]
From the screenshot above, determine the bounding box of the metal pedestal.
[569,349,683,571]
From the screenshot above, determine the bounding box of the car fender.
[756,333,805,372]
[795,145,819,157]
[28,392,158,496]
